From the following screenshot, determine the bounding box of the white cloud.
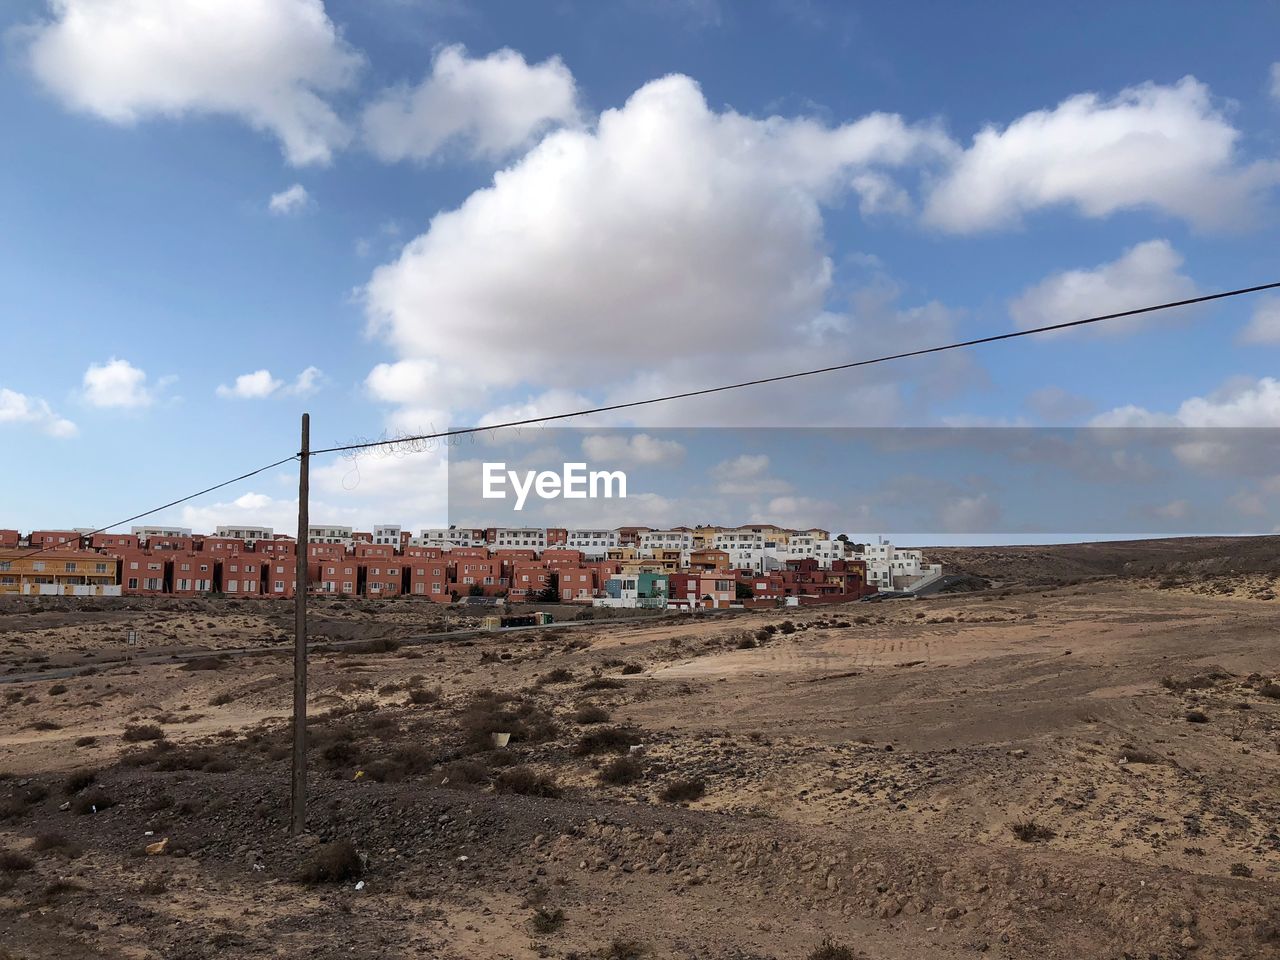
[709,454,791,495]
[217,369,282,400]
[288,366,323,396]
[581,433,685,465]
[363,74,956,428]
[362,44,581,162]
[0,387,77,438]
[268,183,310,215]
[311,448,450,530]
[750,495,840,528]
[1008,239,1197,336]
[475,389,596,430]
[82,357,154,409]
[1238,295,1280,345]
[1092,377,1280,477]
[216,367,322,400]
[925,77,1279,232]
[23,0,362,166]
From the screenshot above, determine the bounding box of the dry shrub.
[432,759,489,788]
[357,637,401,654]
[1259,682,1280,699]
[1120,747,1161,765]
[180,656,226,672]
[1011,820,1055,842]
[620,663,643,675]
[494,766,561,798]
[1230,862,1253,878]
[540,668,574,684]
[807,937,857,960]
[74,736,96,748]
[529,907,566,934]
[581,677,625,691]
[602,938,646,959]
[30,833,81,858]
[71,790,116,815]
[576,727,642,755]
[208,691,236,706]
[298,840,363,884]
[63,769,97,795]
[406,686,440,705]
[458,692,557,753]
[122,723,165,742]
[658,778,705,804]
[48,684,67,696]
[152,748,236,774]
[598,756,643,786]
[573,703,610,725]
[1185,709,1210,724]
[0,850,33,872]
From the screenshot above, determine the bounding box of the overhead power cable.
[310,280,1280,456]
[3,454,299,561]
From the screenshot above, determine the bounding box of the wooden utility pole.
[290,413,310,835]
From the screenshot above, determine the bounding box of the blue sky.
[2,0,1279,539]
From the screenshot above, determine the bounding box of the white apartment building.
[215,525,273,543]
[639,528,694,556]
[565,529,618,558]
[372,523,402,546]
[494,527,546,550]
[308,525,353,545]
[414,528,486,549]
[131,525,193,541]
[857,541,942,591]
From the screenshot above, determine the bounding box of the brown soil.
[0,555,1277,958]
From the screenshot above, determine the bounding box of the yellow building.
[0,551,121,597]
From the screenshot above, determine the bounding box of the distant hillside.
[924,536,1280,588]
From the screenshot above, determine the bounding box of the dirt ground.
[0,571,1277,958]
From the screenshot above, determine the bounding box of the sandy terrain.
[0,570,1276,959]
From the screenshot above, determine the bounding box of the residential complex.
[0,523,940,608]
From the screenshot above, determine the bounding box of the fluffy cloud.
[0,387,77,438]
[709,454,791,495]
[1094,376,1280,429]
[1237,295,1280,345]
[23,0,362,165]
[216,367,322,399]
[268,183,310,215]
[290,366,322,396]
[217,369,282,400]
[364,75,956,428]
[362,45,580,162]
[580,433,685,465]
[925,77,1278,231]
[82,357,154,409]
[1008,239,1197,336]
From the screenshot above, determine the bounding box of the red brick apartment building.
[0,531,18,549]
[29,530,84,550]
[89,533,139,552]
[406,557,450,601]
[170,554,215,595]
